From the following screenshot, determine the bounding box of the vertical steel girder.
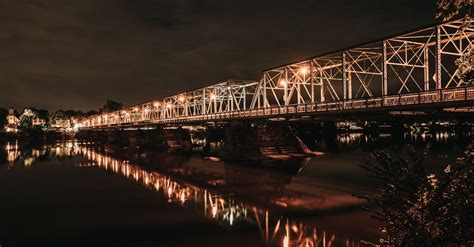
[81,18,473,128]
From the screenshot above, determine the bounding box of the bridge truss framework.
[81,18,473,128]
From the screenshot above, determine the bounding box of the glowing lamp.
[300,67,309,75]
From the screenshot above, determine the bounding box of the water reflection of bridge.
[79,145,373,247]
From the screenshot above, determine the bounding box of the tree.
[51,110,65,119]
[0,108,8,130]
[64,110,84,118]
[36,109,49,124]
[436,0,472,21]
[19,108,37,129]
[436,1,473,85]
[86,110,99,117]
[101,100,123,113]
[359,145,473,246]
[456,47,474,84]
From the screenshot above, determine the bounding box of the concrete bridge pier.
[126,127,192,149]
[88,130,107,143]
[127,129,144,147]
[106,129,129,145]
[77,127,192,150]
[362,122,380,136]
[321,121,338,150]
[142,128,166,148]
[390,121,407,144]
[292,122,321,149]
[222,123,311,160]
[206,125,225,143]
[162,127,193,149]
[76,129,108,143]
[198,125,225,156]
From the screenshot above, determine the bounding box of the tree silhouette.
[101,100,123,113]
[359,145,473,246]
[436,1,473,85]
[436,0,472,21]
[0,108,8,129]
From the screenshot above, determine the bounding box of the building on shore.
[5,108,19,133]
[32,117,47,128]
[49,118,72,132]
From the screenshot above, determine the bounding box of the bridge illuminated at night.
[80,18,473,129]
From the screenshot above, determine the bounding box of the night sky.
[1,0,437,111]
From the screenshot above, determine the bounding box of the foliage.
[0,108,8,129]
[360,145,473,246]
[436,0,472,21]
[51,110,65,119]
[456,47,474,84]
[86,110,99,117]
[101,100,123,113]
[19,109,37,129]
[63,110,84,118]
[436,1,473,86]
[35,109,49,125]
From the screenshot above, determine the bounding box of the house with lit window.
[5,108,19,132]
[32,117,47,128]
[50,118,72,131]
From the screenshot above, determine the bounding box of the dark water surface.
[0,132,470,247]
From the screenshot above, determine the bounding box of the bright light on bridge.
[299,67,309,75]
[78,18,473,129]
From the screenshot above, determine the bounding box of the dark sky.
[0,0,437,111]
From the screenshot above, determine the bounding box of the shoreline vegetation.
[360,144,473,246]
[0,129,73,143]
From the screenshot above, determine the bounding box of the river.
[0,131,470,246]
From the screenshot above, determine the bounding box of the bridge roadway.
[80,18,474,129]
[85,87,474,128]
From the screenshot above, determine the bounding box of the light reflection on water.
[1,130,468,246]
[334,131,463,146]
[2,141,370,246]
[80,146,353,247]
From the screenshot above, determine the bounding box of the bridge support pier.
[76,130,108,143]
[127,130,144,147]
[162,127,192,149]
[222,124,311,160]
[77,127,192,149]
[104,129,129,146]
[321,121,338,150]
[390,121,407,145]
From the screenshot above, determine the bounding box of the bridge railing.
[79,17,473,129]
[113,86,473,126]
[82,86,473,128]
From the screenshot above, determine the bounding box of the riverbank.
[0,129,73,143]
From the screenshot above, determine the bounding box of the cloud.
[0,0,436,111]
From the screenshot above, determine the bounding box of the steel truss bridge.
[81,18,474,129]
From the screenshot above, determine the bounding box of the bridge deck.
[86,86,474,128]
[80,18,473,129]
